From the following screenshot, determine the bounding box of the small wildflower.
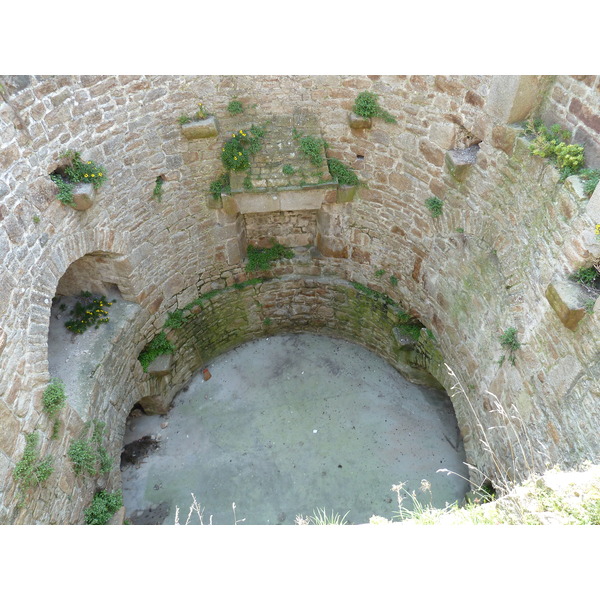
[595,224,600,236]
[84,174,89,177]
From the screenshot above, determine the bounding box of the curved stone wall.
[1,75,600,523]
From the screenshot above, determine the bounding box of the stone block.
[445,146,479,182]
[545,280,591,331]
[221,195,239,216]
[279,188,326,211]
[491,125,520,155]
[348,112,372,129]
[139,394,171,414]
[70,183,95,211]
[336,185,357,204]
[235,193,280,214]
[146,353,173,376]
[486,75,549,124]
[585,181,600,223]
[181,116,219,140]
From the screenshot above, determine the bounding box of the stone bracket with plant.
[50,150,106,210]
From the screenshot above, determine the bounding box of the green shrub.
[353,91,396,123]
[13,432,53,491]
[179,102,208,124]
[570,266,599,286]
[327,157,359,186]
[579,169,600,198]
[209,172,230,200]
[138,331,175,372]
[64,291,113,334]
[527,120,586,179]
[425,196,443,218]
[499,327,520,366]
[282,164,295,175]
[51,151,106,207]
[163,309,189,330]
[68,420,112,476]
[298,135,326,167]
[42,378,66,419]
[243,174,253,190]
[220,127,264,172]
[84,490,123,525]
[246,243,294,273]
[152,177,164,201]
[227,100,244,115]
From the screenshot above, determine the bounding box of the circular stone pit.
[121,333,470,525]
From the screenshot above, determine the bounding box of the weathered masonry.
[1,75,600,524]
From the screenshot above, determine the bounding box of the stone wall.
[1,74,599,523]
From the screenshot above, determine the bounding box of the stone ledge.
[348,112,372,129]
[445,145,480,182]
[146,353,173,376]
[181,116,219,140]
[71,183,95,211]
[545,280,594,331]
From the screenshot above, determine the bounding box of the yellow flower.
[84,174,89,177]
[239,130,243,133]
[87,161,91,164]
[91,174,95,177]
[238,152,242,155]
[234,157,237,160]
[596,224,600,235]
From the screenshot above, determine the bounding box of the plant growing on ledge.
[178,102,209,124]
[498,327,521,366]
[68,420,112,476]
[209,172,231,200]
[327,158,359,186]
[353,91,397,124]
[152,176,164,201]
[580,169,600,198]
[50,151,106,207]
[221,127,265,172]
[246,242,294,273]
[425,196,443,218]
[526,119,586,180]
[138,331,175,372]
[570,265,600,288]
[298,134,326,167]
[64,291,114,334]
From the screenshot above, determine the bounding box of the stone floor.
[121,333,470,525]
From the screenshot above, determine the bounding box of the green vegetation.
[68,421,112,476]
[389,275,398,287]
[42,378,66,419]
[33,215,40,224]
[221,127,265,172]
[296,134,326,167]
[499,327,520,366]
[138,331,175,372]
[178,102,208,124]
[84,490,123,525]
[584,298,596,314]
[152,177,164,200]
[570,266,599,286]
[425,196,443,218]
[243,174,253,190]
[209,172,230,200]
[246,243,294,273]
[64,291,113,334]
[327,157,359,186]
[50,150,106,207]
[353,91,396,124]
[526,119,586,180]
[374,269,385,278]
[227,100,244,115]
[163,309,189,330]
[13,432,53,500]
[580,169,600,197]
[282,164,295,176]
[295,508,350,525]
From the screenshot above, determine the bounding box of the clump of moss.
[138,332,175,372]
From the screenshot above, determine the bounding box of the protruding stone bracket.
[181,116,219,140]
[545,280,595,330]
[145,353,173,376]
[486,75,551,124]
[348,112,372,129]
[71,183,96,211]
[138,394,171,415]
[445,145,480,182]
